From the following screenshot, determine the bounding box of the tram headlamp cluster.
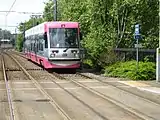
[73,53,79,58]
[73,51,76,54]
[71,50,78,53]
[50,53,55,58]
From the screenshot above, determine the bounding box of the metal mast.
[53,0,57,21]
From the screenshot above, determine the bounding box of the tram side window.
[31,36,33,51]
[39,40,41,51]
[32,35,36,52]
[39,42,43,51]
[38,34,44,51]
[31,43,32,51]
[40,41,43,51]
[35,35,38,52]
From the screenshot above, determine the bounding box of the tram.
[24,21,83,69]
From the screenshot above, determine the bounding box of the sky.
[0,0,46,33]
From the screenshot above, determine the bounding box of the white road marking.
[0,86,110,91]
[138,87,160,94]
[118,81,160,94]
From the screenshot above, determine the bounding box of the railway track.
[2,52,72,120]
[73,72,160,105]
[3,50,160,120]
[57,71,160,106]
[4,52,114,120]
[1,54,15,120]
[8,51,144,120]
[77,73,160,105]
[50,72,160,120]
[55,72,160,105]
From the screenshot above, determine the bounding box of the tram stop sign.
[134,24,141,40]
[135,24,140,35]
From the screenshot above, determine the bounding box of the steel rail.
[52,72,155,120]
[6,53,72,120]
[9,51,155,120]
[9,51,109,119]
[77,73,160,106]
[2,55,15,120]
[49,72,110,120]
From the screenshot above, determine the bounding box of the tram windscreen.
[49,28,79,48]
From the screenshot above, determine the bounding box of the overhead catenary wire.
[0,11,43,15]
[6,0,17,16]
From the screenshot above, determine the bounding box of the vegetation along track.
[52,72,160,120]
[3,52,72,120]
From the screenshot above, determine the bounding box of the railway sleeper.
[12,99,50,102]
[26,68,44,71]
[5,69,21,71]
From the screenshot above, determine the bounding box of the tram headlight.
[76,54,79,57]
[50,53,55,58]
[74,53,79,58]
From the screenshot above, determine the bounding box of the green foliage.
[16,16,44,50]
[83,59,94,68]
[16,34,23,52]
[15,0,158,71]
[42,0,158,66]
[105,61,156,80]
[18,17,44,32]
[43,0,54,21]
[0,29,12,40]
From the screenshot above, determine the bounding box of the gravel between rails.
[7,51,159,120]
[59,74,89,79]
[28,71,105,120]
[0,55,4,80]
[3,53,66,120]
[30,71,143,120]
[0,54,12,120]
[68,73,160,120]
[80,73,160,104]
[3,54,20,70]
[11,53,43,70]
[0,80,10,120]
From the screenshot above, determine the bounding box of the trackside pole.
[53,0,57,21]
[156,48,160,82]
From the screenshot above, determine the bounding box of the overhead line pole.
[53,0,57,21]
[156,0,160,83]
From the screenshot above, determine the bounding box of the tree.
[16,16,44,51]
[0,29,12,40]
[16,0,159,66]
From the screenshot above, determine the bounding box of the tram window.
[39,40,41,51]
[35,35,38,52]
[40,43,43,51]
[32,43,34,51]
[31,43,32,51]
[38,35,44,51]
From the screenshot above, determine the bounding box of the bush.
[16,34,23,52]
[83,59,94,68]
[104,61,156,80]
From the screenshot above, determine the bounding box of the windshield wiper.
[63,47,70,52]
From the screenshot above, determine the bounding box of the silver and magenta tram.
[24,21,83,69]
